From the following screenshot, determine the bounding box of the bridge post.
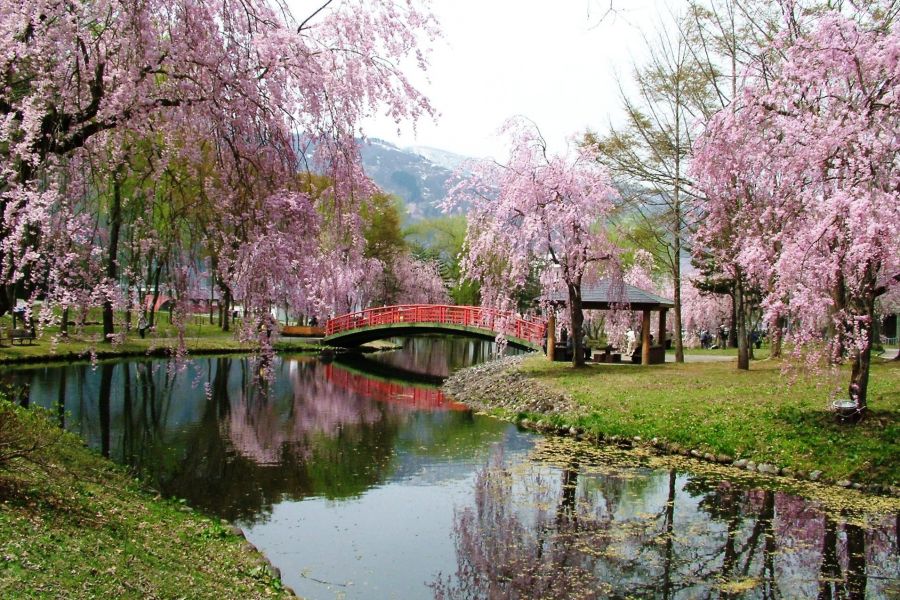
[546,312,556,361]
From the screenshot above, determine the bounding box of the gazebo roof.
[547,279,674,311]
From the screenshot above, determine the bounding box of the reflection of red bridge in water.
[324,304,546,351]
[323,364,469,412]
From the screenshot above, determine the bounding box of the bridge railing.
[325,304,546,345]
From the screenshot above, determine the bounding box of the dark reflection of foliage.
[128,358,404,520]
[817,514,868,600]
[432,448,614,600]
[370,336,514,378]
[6,357,408,520]
[435,450,899,600]
[7,353,508,523]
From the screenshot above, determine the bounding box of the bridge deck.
[324,304,546,351]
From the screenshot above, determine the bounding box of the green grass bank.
[454,354,900,486]
[0,399,293,598]
[0,329,321,365]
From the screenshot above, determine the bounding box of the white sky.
[295,0,677,160]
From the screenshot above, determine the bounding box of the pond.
[3,336,898,599]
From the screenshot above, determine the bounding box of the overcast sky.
[289,1,677,160]
[362,0,676,160]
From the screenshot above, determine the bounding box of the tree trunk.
[672,274,684,363]
[848,295,877,412]
[148,263,162,328]
[735,274,749,370]
[222,288,231,332]
[568,283,585,367]
[102,172,123,342]
[771,315,784,358]
[546,312,556,361]
[728,292,738,348]
[672,96,685,364]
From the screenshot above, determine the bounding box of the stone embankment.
[443,355,900,497]
[443,355,579,416]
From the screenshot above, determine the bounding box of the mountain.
[359,139,469,221]
[404,145,469,172]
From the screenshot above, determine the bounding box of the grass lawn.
[0,314,321,364]
[518,355,900,485]
[0,400,291,598]
[667,346,771,358]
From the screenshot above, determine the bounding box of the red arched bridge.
[324,304,547,351]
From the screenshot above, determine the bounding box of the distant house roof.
[547,279,674,311]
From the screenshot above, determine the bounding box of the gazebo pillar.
[641,309,651,366]
[546,312,556,361]
[658,308,667,350]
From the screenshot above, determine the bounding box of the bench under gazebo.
[547,280,675,365]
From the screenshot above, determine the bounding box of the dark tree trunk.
[222,289,231,332]
[102,173,123,342]
[829,271,848,363]
[209,273,215,325]
[728,291,738,348]
[848,293,877,412]
[568,283,585,367]
[735,274,749,370]
[672,213,685,363]
[771,315,784,358]
[673,279,685,363]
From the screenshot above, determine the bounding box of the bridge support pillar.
[546,312,556,361]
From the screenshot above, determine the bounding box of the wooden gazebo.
[547,280,675,365]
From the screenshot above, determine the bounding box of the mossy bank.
[444,354,900,491]
[0,400,295,598]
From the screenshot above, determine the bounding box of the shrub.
[0,398,61,472]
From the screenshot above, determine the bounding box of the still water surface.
[3,336,898,599]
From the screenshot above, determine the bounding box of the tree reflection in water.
[434,446,899,599]
[6,355,502,523]
[370,335,518,379]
